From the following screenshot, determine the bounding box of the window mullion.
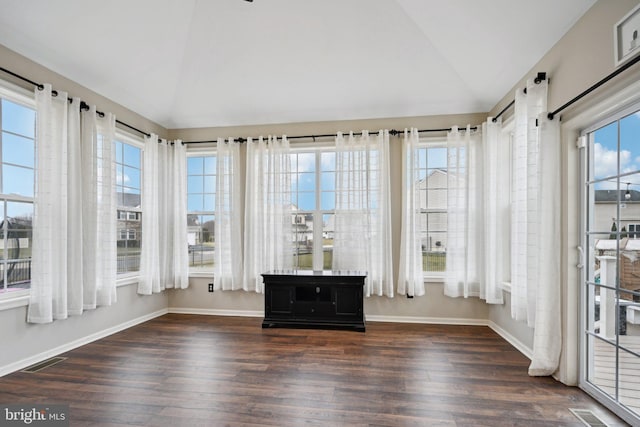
[312,150,323,271]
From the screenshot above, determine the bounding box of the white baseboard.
[488,320,533,360]
[365,314,488,326]
[168,307,264,318]
[0,308,168,377]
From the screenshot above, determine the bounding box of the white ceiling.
[0,0,596,129]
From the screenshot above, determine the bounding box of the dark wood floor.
[0,314,628,426]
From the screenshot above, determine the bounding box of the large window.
[290,149,335,270]
[187,154,215,271]
[115,138,142,274]
[0,94,35,293]
[415,142,448,274]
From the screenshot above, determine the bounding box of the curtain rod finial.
[534,72,547,84]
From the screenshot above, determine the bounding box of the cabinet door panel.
[269,286,294,314]
[334,286,360,316]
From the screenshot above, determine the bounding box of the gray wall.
[169,113,490,324]
[0,43,169,374]
[488,0,640,383]
[0,285,167,374]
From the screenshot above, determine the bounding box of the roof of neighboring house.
[594,189,640,202]
[119,192,141,208]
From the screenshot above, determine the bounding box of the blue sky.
[2,99,35,198]
[593,112,640,189]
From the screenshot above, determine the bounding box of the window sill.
[189,271,214,279]
[116,274,140,287]
[423,275,445,284]
[0,289,30,311]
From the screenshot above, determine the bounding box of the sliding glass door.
[582,103,640,423]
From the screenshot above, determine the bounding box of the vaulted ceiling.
[0,0,596,129]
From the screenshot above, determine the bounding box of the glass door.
[582,104,640,424]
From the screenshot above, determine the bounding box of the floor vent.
[20,357,67,373]
[569,408,610,427]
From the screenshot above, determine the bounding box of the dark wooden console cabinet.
[262,270,366,332]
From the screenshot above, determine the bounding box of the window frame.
[0,80,37,302]
[114,130,144,280]
[414,136,448,281]
[0,79,35,303]
[186,145,216,276]
[287,141,338,272]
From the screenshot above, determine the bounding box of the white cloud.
[593,142,620,179]
[116,173,131,185]
[592,142,639,178]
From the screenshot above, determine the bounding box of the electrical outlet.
[208,283,214,292]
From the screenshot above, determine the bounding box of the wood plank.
[0,314,628,426]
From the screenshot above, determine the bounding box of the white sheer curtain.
[139,134,161,294]
[139,136,189,295]
[214,138,243,290]
[170,139,189,289]
[398,128,425,297]
[29,86,117,323]
[444,126,484,299]
[511,79,548,325]
[243,136,293,293]
[81,105,117,309]
[529,115,561,376]
[510,79,561,375]
[333,130,393,297]
[28,85,70,323]
[67,97,83,315]
[482,118,507,304]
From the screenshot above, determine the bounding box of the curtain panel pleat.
[214,138,243,290]
[139,136,189,295]
[28,85,70,323]
[333,130,394,297]
[243,136,293,293]
[398,128,425,297]
[29,86,117,323]
[481,118,508,304]
[444,126,485,299]
[81,105,117,309]
[509,79,561,375]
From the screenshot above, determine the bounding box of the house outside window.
[115,137,142,274]
[415,142,448,274]
[187,154,215,272]
[0,89,35,294]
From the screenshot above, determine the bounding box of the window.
[187,154,215,271]
[290,148,335,271]
[0,93,35,293]
[115,138,142,274]
[626,223,640,238]
[414,142,447,274]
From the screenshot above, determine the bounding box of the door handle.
[577,246,584,269]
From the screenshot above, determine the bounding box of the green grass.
[423,252,446,272]
[293,251,333,270]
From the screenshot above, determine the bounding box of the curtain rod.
[547,53,640,120]
[0,66,152,138]
[183,126,479,145]
[491,72,547,123]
